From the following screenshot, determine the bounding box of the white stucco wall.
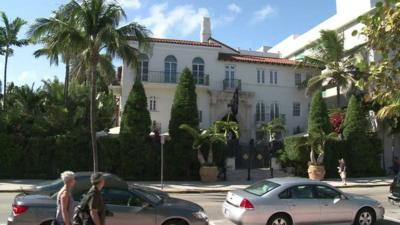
[121,41,315,143]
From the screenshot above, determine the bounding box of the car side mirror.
[333,197,341,204]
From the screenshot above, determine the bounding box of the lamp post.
[150,132,169,190]
[160,134,168,190]
[247,139,254,181]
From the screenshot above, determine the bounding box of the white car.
[223,177,384,225]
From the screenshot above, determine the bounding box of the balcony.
[140,71,209,86]
[223,79,241,91]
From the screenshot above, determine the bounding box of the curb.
[0,183,391,194]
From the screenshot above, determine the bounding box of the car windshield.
[37,178,62,187]
[244,180,280,196]
[135,189,163,204]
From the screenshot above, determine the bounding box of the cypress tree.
[167,67,199,180]
[342,95,382,176]
[308,91,332,135]
[119,79,151,179]
[342,95,368,140]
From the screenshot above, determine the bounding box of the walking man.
[87,173,106,225]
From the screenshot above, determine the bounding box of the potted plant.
[180,120,239,182]
[306,130,337,180]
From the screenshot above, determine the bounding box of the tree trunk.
[64,59,70,106]
[90,55,99,172]
[3,48,9,111]
[197,147,206,166]
[207,144,213,165]
[336,85,341,108]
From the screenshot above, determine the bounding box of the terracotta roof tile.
[150,38,221,48]
[218,53,300,66]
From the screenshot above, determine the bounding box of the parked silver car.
[223,177,384,225]
[8,173,208,225]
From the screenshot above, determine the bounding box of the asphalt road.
[0,186,399,225]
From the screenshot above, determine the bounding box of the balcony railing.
[223,79,241,91]
[140,71,209,86]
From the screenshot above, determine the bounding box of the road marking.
[209,219,232,225]
[385,216,400,223]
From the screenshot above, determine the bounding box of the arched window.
[192,57,205,85]
[164,55,177,83]
[138,54,149,81]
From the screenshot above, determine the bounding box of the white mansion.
[113,17,318,143]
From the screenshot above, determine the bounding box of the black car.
[389,173,400,205]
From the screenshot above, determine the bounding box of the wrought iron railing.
[140,71,209,86]
[223,79,241,91]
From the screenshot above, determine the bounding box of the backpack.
[72,191,95,225]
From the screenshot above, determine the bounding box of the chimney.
[200,17,211,43]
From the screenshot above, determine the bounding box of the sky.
[0,0,336,87]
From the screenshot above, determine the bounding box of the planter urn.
[199,166,219,182]
[308,165,326,180]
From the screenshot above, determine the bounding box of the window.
[270,70,277,84]
[225,65,236,88]
[192,57,205,85]
[198,110,203,123]
[149,96,156,111]
[257,69,265,84]
[164,55,177,83]
[102,189,146,207]
[256,101,266,122]
[279,189,291,199]
[295,73,302,86]
[244,180,280,196]
[293,102,301,116]
[314,185,341,199]
[138,54,149,81]
[290,185,314,199]
[270,102,279,119]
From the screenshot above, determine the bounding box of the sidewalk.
[0,177,393,193]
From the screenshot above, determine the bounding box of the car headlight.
[193,211,208,221]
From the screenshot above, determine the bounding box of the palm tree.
[29,8,79,106]
[29,0,150,172]
[180,120,239,166]
[262,118,286,141]
[302,30,362,107]
[0,12,28,110]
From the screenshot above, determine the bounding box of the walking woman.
[54,171,76,225]
[338,159,347,186]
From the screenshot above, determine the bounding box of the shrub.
[167,67,199,180]
[279,137,309,176]
[342,96,383,177]
[119,79,151,180]
[308,91,332,135]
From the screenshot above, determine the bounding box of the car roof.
[266,177,324,186]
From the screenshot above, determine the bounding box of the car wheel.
[355,208,376,225]
[268,213,292,225]
[163,219,188,225]
[39,220,52,225]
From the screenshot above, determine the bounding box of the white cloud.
[252,5,275,23]
[16,71,52,86]
[135,3,209,38]
[110,0,141,9]
[228,3,241,14]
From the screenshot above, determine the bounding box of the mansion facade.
[113,17,318,143]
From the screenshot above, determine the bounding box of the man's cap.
[91,172,104,184]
